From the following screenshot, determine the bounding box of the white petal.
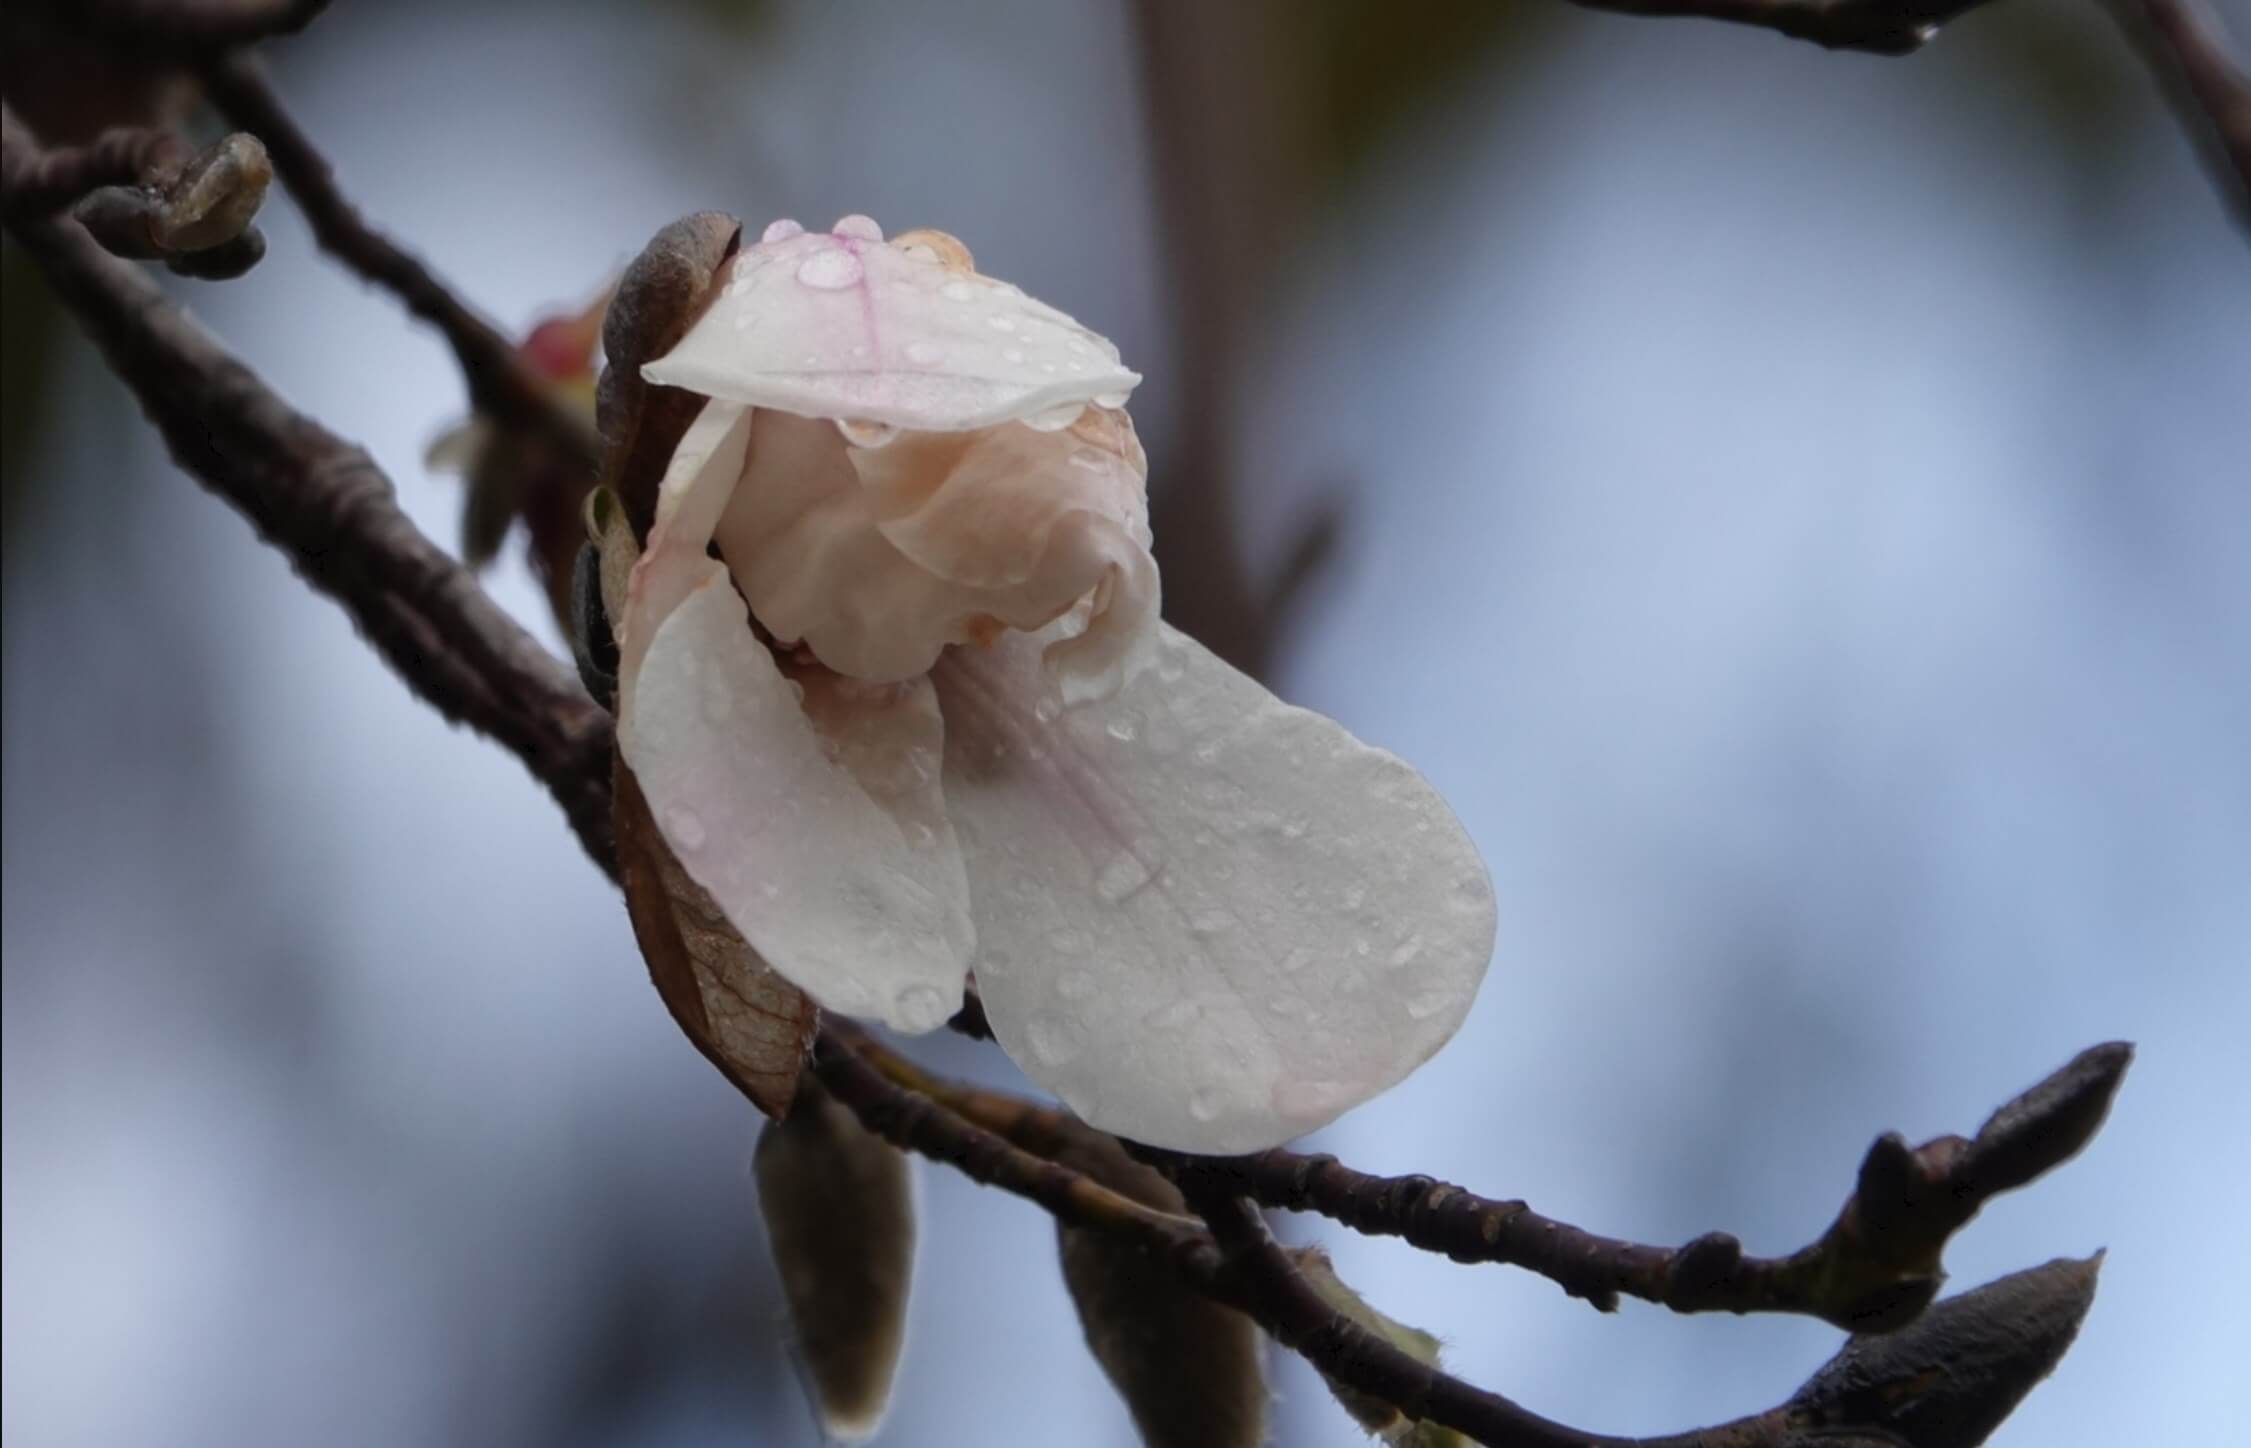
[932,625,1496,1153]
[641,231,1139,432]
[617,555,975,1033]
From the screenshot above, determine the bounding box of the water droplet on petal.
[1033,698,1063,724]
[796,248,864,290]
[1188,1087,1224,1123]
[1190,911,1233,936]
[905,340,944,366]
[985,314,1018,333]
[831,213,883,241]
[1388,934,1425,968]
[1093,389,1132,409]
[1104,717,1138,743]
[760,218,805,243]
[1021,401,1085,433]
[1056,969,1096,1001]
[1047,927,1092,955]
[1279,947,1315,974]
[1069,447,1108,472]
[664,805,707,851]
[940,280,976,303]
[1095,850,1153,904]
[1405,987,1453,1021]
[835,417,901,449]
[1002,346,1026,364]
[893,984,950,1032]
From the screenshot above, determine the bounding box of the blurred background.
[5,1,2247,1443]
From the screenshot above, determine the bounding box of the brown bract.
[614,760,815,1117]
[597,210,741,544]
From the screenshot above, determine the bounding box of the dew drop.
[1190,910,1233,937]
[1021,401,1086,433]
[905,340,944,366]
[831,213,883,241]
[940,280,976,303]
[835,417,901,449]
[1279,947,1315,974]
[796,248,865,290]
[1388,934,1425,969]
[985,314,1018,333]
[1056,969,1097,1002]
[1405,988,1453,1021]
[1002,346,1026,364]
[1095,850,1154,904]
[1188,1086,1224,1123]
[1033,698,1063,724]
[893,983,950,1032]
[1068,447,1108,472]
[1047,927,1092,955]
[760,218,805,243]
[1104,717,1138,743]
[663,805,707,851]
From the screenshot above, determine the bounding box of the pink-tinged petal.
[617,555,974,1033]
[932,626,1496,1154]
[854,405,1150,589]
[714,412,1159,688]
[640,231,1139,433]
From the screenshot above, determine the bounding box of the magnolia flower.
[615,214,1495,1153]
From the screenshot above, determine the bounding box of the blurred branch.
[1561,0,2251,235]
[195,53,604,473]
[67,0,333,51]
[1128,2,1344,679]
[0,116,182,217]
[1,104,269,277]
[2113,0,2251,227]
[1,197,617,877]
[1562,0,1992,54]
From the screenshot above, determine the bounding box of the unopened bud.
[1290,1246,1466,1445]
[754,1076,917,1443]
[1055,1133,1266,1447]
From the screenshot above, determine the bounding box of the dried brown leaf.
[614,757,814,1117]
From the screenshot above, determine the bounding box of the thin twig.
[849,1027,2126,1334]
[2,198,617,877]
[196,52,604,473]
[1560,0,1992,54]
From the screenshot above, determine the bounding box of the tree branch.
[2,197,617,877]
[847,1025,2125,1335]
[68,0,334,51]
[2113,0,2251,226]
[0,116,182,218]
[194,52,604,473]
[1560,0,1992,54]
